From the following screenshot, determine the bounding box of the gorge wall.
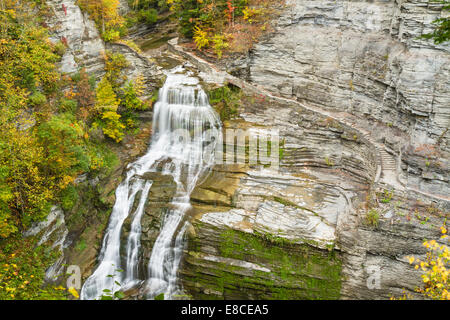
[228,0,449,196]
[167,0,450,298]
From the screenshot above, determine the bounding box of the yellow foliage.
[134,74,145,96]
[77,0,124,41]
[95,76,120,112]
[193,26,209,51]
[243,6,264,23]
[212,34,229,59]
[101,111,125,142]
[68,287,79,299]
[408,224,449,300]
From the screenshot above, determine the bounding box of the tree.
[0,120,54,236]
[95,76,120,112]
[77,0,125,41]
[75,68,95,109]
[101,111,125,142]
[402,225,450,300]
[422,0,450,44]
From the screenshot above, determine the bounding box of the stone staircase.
[168,39,450,203]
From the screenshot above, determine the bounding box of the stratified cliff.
[232,0,449,197]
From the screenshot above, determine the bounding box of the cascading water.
[81,65,222,300]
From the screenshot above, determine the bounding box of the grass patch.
[365,208,380,228]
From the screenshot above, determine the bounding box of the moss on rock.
[180,223,342,300]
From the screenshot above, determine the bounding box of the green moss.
[207,84,241,122]
[76,238,87,252]
[183,225,342,300]
[60,184,79,211]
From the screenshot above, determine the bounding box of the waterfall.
[80,66,222,300]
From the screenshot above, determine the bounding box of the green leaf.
[114,291,125,299]
[154,293,165,300]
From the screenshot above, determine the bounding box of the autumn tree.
[77,0,125,41]
[95,76,120,112]
[75,68,95,109]
[406,225,449,300]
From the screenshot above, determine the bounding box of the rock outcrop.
[168,33,449,299]
[232,0,449,197]
[45,0,105,75]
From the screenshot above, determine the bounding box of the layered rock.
[169,39,449,300]
[178,94,375,299]
[120,172,178,283]
[235,0,450,196]
[45,0,105,75]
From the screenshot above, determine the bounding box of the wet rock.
[119,172,178,279]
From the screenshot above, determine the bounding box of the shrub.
[365,209,380,227]
[60,99,78,113]
[52,41,67,57]
[101,111,125,142]
[103,29,121,42]
[29,91,47,107]
[380,190,394,204]
[193,26,209,51]
[401,225,449,300]
[421,1,449,44]
[75,68,96,109]
[0,121,57,234]
[122,77,146,110]
[208,84,240,121]
[104,51,129,89]
[60,185,79,211]
[95,76,120,112]
[138,8,158,24]
[212,34,229,59]
[36,113,91,178]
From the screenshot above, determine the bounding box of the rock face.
[120,172,178,283]
[178,83,449,300]
[23,206,69,283]
[169,37,449,300]
[178,97,369,299]
[46,0,105,75]
[234,0,450,196]
[106,42,165,95]
[181,221,342,300]
[247,0,449,146]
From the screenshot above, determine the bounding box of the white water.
[80,66,222,300]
